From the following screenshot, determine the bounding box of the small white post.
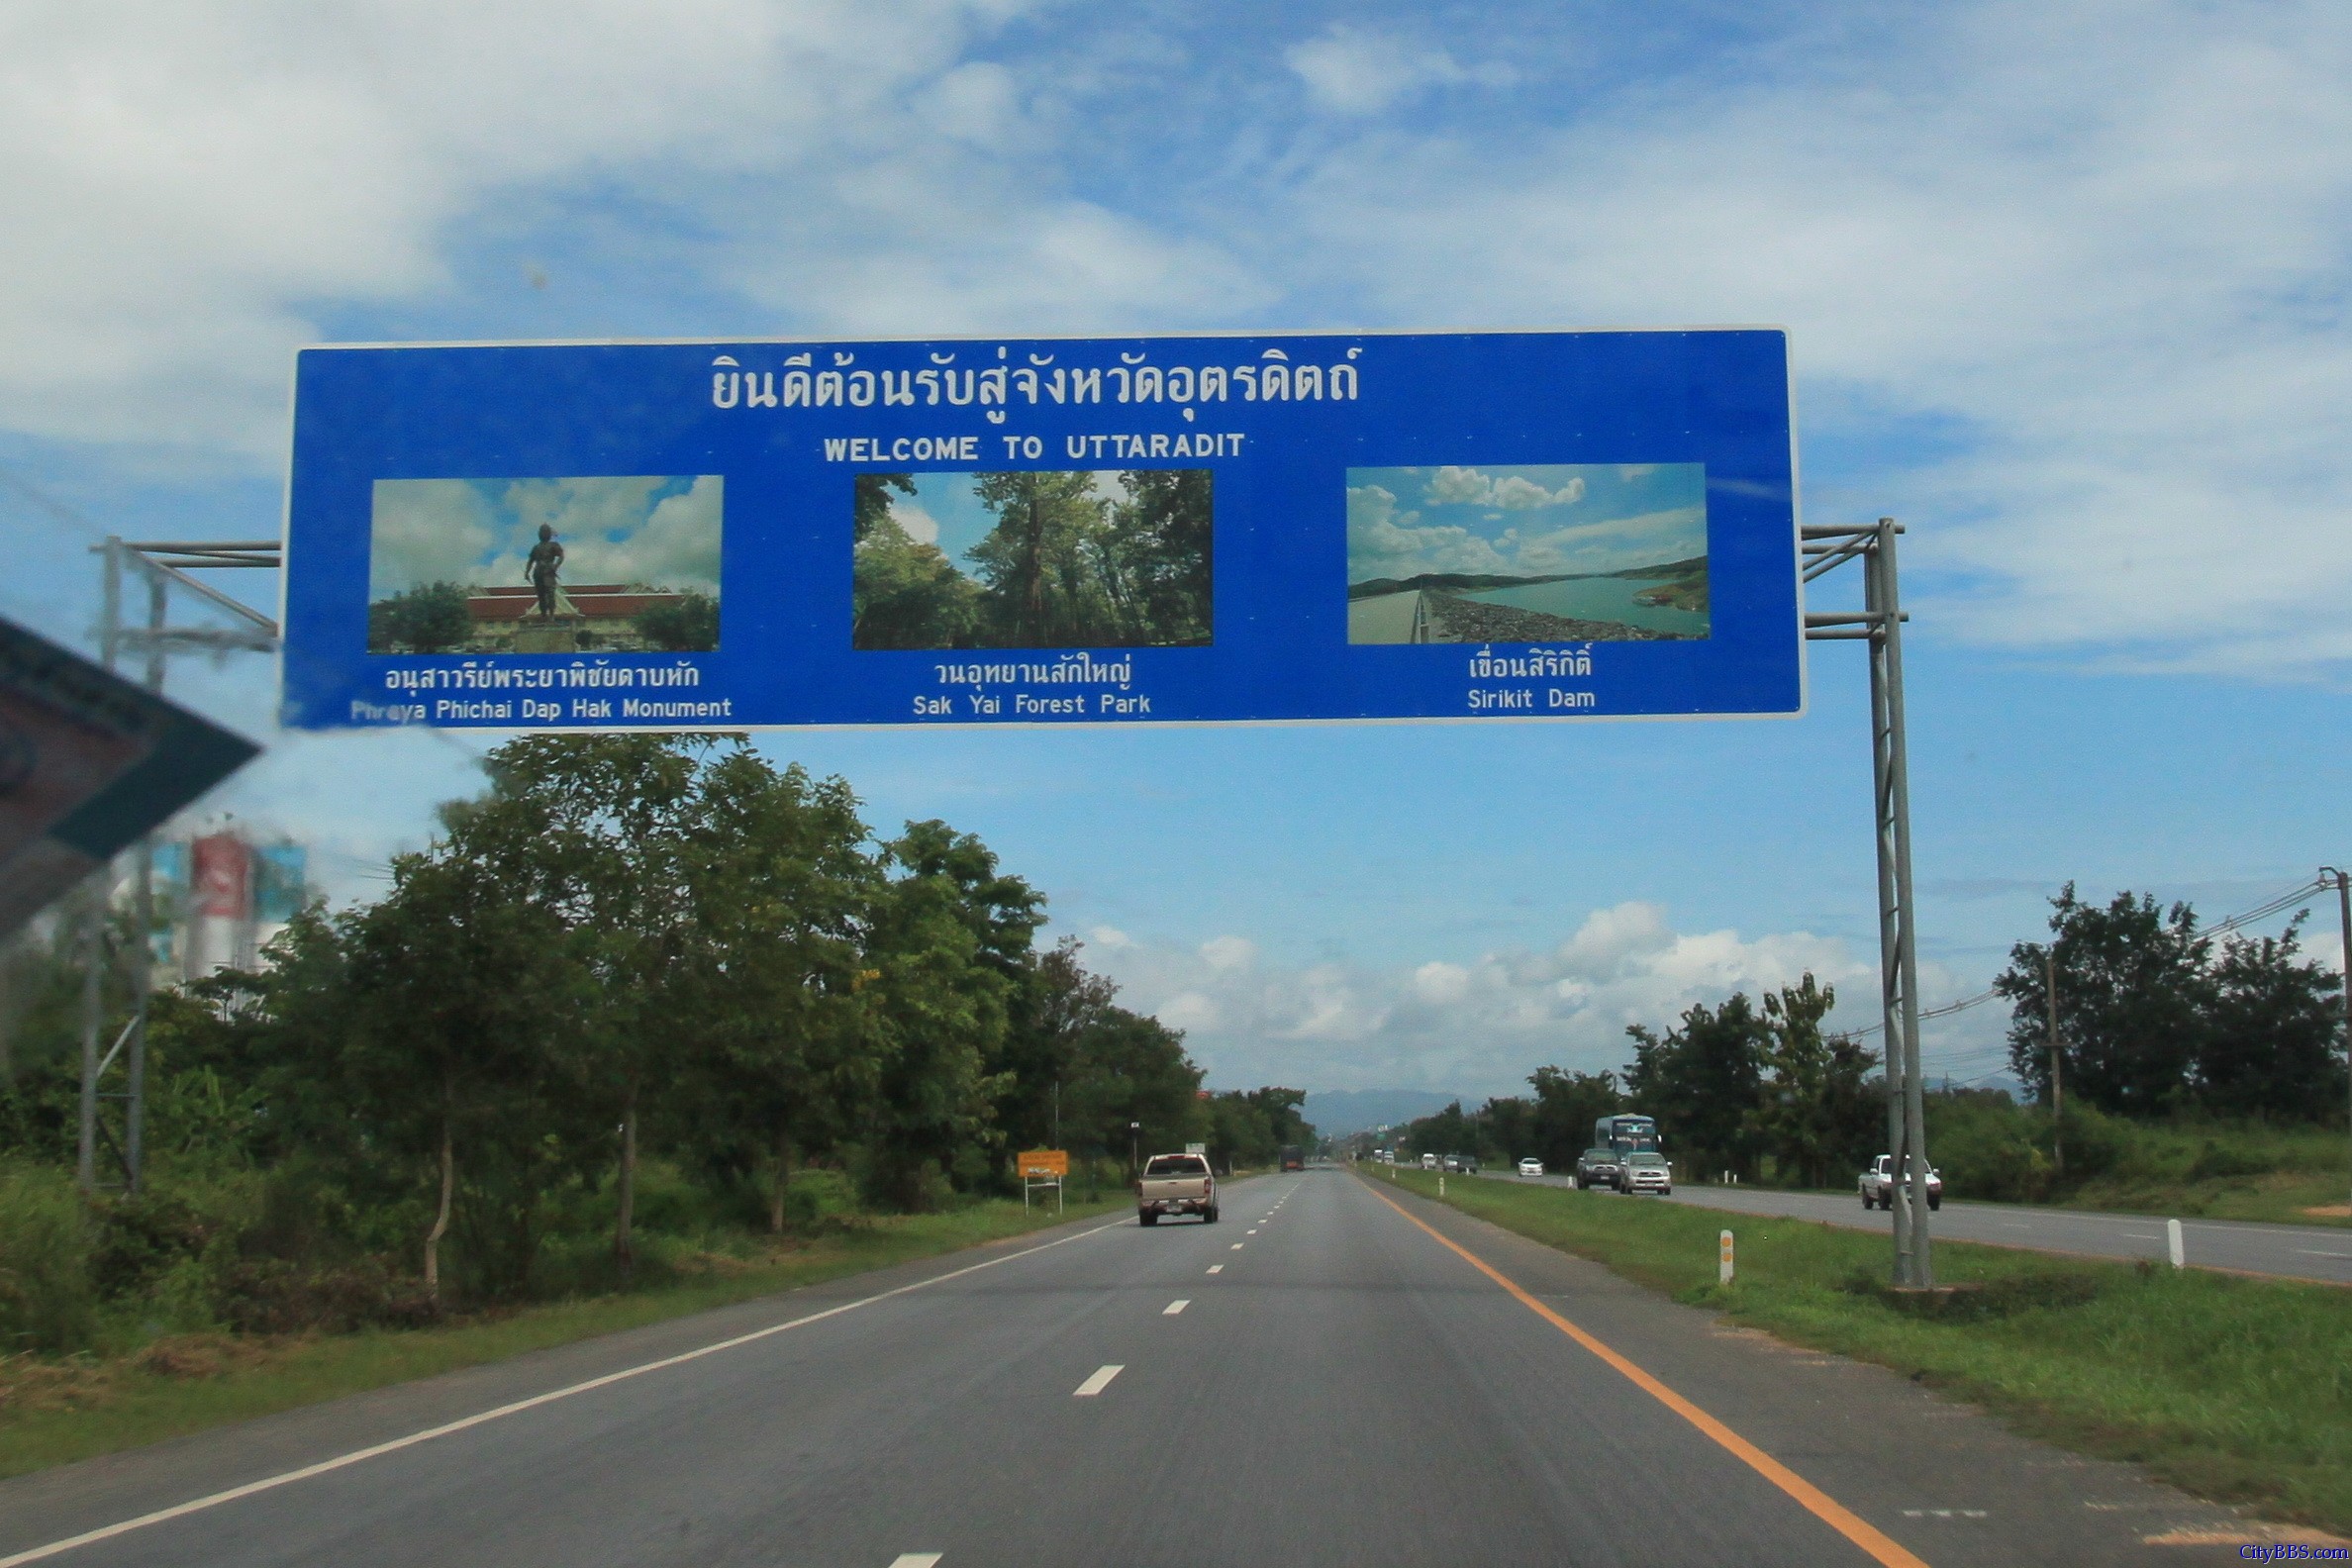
[1438,1175,1446,1198]
[2167,1218,2185,1270]
[1719,1229,1735,1286]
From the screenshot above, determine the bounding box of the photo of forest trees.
[852,469,1213,649]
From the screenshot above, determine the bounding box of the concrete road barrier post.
[2167,1218,2185,1269]
[1719,1229,1735,1286]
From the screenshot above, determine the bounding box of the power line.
[1843,874,2330,1042]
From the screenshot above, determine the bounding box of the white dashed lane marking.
[1206,1264,1223,1274]
[1072,1365,1124,1398]
[889,1556,943,1567]
[1230,1242,1244,1250]
[1164,1300,1189,1315]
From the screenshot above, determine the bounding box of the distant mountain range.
[1346,557,1707,602]
[1300,1088,1468,1138]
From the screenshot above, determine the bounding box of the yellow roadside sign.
[1017,1148,1069,1178]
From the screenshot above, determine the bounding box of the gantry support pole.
[74,536,281,1196]
[1805,518,1933,1288]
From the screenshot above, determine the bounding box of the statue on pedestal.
[526,524,566,618]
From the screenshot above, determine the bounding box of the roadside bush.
[211,1256,437,1334]
[0,1163,96,1353]
[785,1168,859,1231]
[89,1191,223,1300]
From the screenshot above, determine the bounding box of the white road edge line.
[0,1218,1129,1568]
[1073,1365,1124,1397]
[2297,1248,2352,1259]
[1163,1300,1189,1315]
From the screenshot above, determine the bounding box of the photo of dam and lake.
[1345,462,1710,644]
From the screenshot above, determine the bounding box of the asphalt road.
[0,1172,2299,1567]
[1344,588,1424,643]
[1483,1168,2352,1285]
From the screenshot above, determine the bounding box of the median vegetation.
[1382,1165,2352,1537]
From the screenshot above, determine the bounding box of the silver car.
[1619,1151,1672,1195]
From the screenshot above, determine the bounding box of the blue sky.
[5,0,2350,1103]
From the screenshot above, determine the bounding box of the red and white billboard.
[191,833,250,920]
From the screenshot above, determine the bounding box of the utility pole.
[2323,866,2352,1213]
[1803,518,1933,1288]
[2044,947,2064,1181]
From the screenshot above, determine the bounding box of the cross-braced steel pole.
[1804,517,1933,1288]
[2323,866,2352,1215]
[75,535,282,1196]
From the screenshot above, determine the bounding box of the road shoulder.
[1362,1170,2340,1565]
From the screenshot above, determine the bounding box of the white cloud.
[1424,465,1493,505]
[888,500,940,545]
[0,0,1256,454]
[370,475,722,597]
[1290,2,2352,674]
[1071,901,1918,1096]
[1493,473,1583,510]
[367,480,494,598]
[1348,481,1510,579]
[1423,466,1585,511]
[1285,25,1516,116]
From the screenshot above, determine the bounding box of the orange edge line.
[1366,1181,1932,1568]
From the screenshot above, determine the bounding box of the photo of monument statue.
[366,475,722,655]
[526,524,566,619]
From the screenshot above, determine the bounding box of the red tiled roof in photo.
[466,586,686,623]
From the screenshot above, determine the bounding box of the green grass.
[2062,1168,2352,1226]
[1375,1165,2352,1537]
[0,1192,1126,1482]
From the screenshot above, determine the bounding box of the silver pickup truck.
[1136,1153,1219,1225]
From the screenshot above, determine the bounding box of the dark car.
[1573,1146,1623,1190]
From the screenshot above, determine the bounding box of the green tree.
[1525,1066,1624,1170]
[311,847,594,1302]
[967,471,1115,645]
[444,735,715,1273]
[1748,976,1881,1187]
[1995,886,2212,1117]
[1623,994,1770,1180]
[636,590,720,651]
[368,582,472,652]
[674,749,877,1230]
[853,472,918,542]
[1108,469,1213,644]
[852,521,985,649]
[1401,1100,1477,1161]
[2196,919,2347,1121]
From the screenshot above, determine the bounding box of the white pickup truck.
[1859,1154,1943,1211]
[1136,1153,1219,1225]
